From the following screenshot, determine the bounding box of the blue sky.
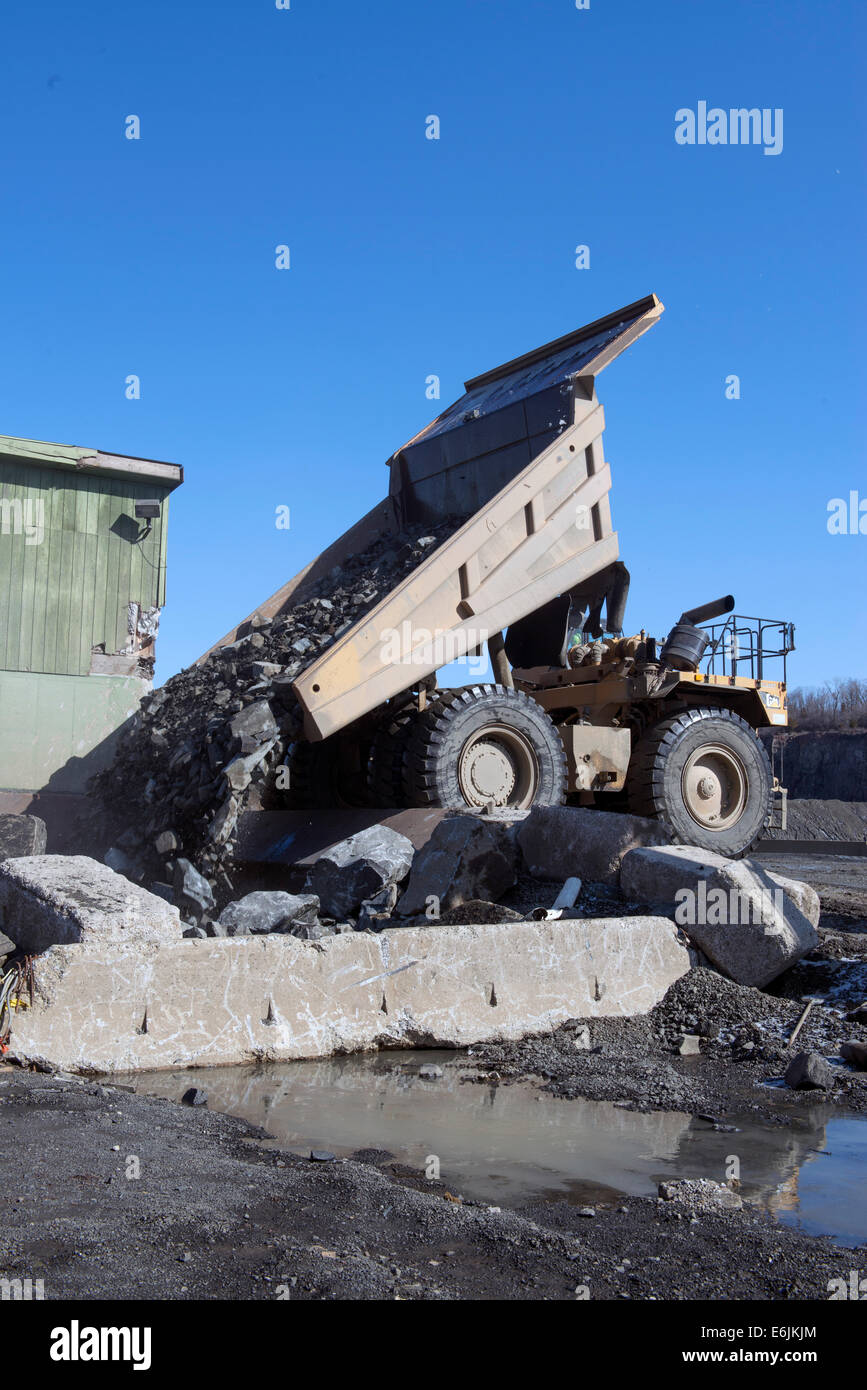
[0,0,864,691]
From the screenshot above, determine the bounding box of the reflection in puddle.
[131,1052,867,1247]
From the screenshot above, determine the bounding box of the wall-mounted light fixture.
[134,499,161,538]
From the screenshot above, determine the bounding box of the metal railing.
[699,614,795,682]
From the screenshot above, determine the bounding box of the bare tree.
[788,678,867,730]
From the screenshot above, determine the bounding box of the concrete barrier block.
[0,855,182,953]
[619,844,818,988]
[8,914,690,1073]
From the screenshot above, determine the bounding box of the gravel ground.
[0,1071,859,1302]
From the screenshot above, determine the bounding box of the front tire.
[626,706,772,856]
[403,685,567,811]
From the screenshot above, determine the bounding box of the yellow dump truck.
[210,294,794,857]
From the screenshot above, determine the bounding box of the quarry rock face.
[0,855,182,954]
[761,730,867,802]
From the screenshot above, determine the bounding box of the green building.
[0,435,182,797]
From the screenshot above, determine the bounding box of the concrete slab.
[8,914,690,1073]
[0,855,182,953]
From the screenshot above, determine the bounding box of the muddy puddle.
[132,1051,867,1247]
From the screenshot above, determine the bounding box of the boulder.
[841,1041,867,1070]
[0,814,47,861]
[356,882,400,933]
[227,700,278,755]
[765,871,821,929]
[0,855,182,953]
[154,830,178,857]
[619,844,818,988]
[305,825,414,919]
[218,891,320,936]
[172,859,215,921]
[785,1051,834,1090]
[395,815,516,918]
[517,805,671,887]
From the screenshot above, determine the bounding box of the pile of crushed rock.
[92,517,462,921]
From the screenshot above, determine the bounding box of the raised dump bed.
[205,294,664,740]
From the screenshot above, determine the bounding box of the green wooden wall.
[0,456,171,676]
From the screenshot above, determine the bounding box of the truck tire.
[403,685,567,811]
[282,736,340,808]
[626,706,772,856]
[367,705,419,807]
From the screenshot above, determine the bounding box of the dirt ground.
[2,839,864,1303]
[0,1069,860,1302]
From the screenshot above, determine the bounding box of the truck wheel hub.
[458,725,539,808]
[681,743,748,831]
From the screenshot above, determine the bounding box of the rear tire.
[403,685,567,811]
[626,706,772,856]
[366,705,419,807]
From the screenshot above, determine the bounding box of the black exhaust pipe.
[679,595,735,627]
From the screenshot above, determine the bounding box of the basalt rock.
[91,520,462,909]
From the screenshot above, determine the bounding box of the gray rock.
[0,855,182,952]
[841,1041,867,1070]
[104,847,140,879]
[357,882,399,932]
[0,814,47,860]
[620,844,819,988]
[209,796,239,847]
[765,870,821,929]
[287,919,336,941]
[306,825,414,919]
[784,1051,833,1090]
[173,858,215,921]
[150,881,175,903]
[207,920,248,938]
[182,925,208,939]
[657,1178,743,1211]
[228,700,278,756]
[395,816,515,918]
[518,805,671,887]
[218,891,320,936]
[182,1087,208,1106]
[222,739,275,796]
[154,830,178,856]
[0,931,16,958]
